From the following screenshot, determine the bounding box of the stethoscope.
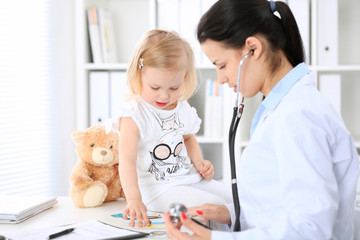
[229,49,253,232]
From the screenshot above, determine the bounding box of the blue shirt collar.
[250,63,309,137]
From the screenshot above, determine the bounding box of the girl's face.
[201,39,263,98]
[140,66,186,110]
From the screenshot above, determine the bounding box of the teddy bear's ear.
[72,130,88,144]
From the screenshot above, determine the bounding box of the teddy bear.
[70,124,125,208]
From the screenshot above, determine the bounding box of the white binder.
[317,0,338,65]
[200,0,217,65]
[318,74,341,114]
[110,71,129,117]
[89,71,110,126]
[157,0,179,32]
[179,0,202,65]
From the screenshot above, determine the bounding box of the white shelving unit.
[75,0,156,131]
[310,0,360,148]
[75,0,360,187]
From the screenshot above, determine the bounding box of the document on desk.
[5,219,148,240]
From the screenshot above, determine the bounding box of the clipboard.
[100,221,149,240]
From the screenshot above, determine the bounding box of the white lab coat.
[212,63,359,239]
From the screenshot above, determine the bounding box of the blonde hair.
[127,29,197,101]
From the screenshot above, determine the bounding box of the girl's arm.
[183,134,214,180]
[118,117,150,227]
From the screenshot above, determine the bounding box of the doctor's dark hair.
[197,0,305,71]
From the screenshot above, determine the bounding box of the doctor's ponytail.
[197,0,305,71]
[272,1,305,67]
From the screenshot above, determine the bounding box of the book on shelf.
[179,0,202,65]
[204,78,223,138]
[157,0,217,65]
[87,7,118,64]
[157,0,179,32]
[200,0,218,65]
[87,8,103,64]
[98,8,118,63]
[0,195,58,223]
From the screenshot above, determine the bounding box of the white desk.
[0,197,163,239]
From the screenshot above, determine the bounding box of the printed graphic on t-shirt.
[153,111,184,130]
[148,110,191,181]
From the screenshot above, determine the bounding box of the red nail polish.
[196,210,203,215]
[181,211,188,219]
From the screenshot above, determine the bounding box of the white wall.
[54,0,76,195]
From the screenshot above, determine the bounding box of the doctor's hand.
[187,204,231,225]
[123,199,151,227]
[164,210,211,240]
[196,160,214,180]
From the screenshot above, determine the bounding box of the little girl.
[106,30,231,227]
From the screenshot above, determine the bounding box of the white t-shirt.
[106,97,202,203]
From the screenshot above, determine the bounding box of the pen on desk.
[48,228,75,239]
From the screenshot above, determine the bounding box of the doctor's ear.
[245,36,263,59]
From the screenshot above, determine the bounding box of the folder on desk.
[0,195,57,223]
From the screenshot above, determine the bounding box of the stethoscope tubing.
[229,106,242,232]
[229,52,249,232]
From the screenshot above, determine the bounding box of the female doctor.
[164,0,359,239]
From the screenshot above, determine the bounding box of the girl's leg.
[146,184,227,212]
[191,179,233,203]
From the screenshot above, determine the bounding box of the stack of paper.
[4,219,148,240]
[0,195,57,223]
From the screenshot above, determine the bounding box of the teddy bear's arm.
[70,161,109,208]
[70,162,98,190]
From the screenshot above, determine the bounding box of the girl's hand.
[123,199,151,227]
[196,160,214,180]
[187,204,231,225]
[164,211,211,240]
